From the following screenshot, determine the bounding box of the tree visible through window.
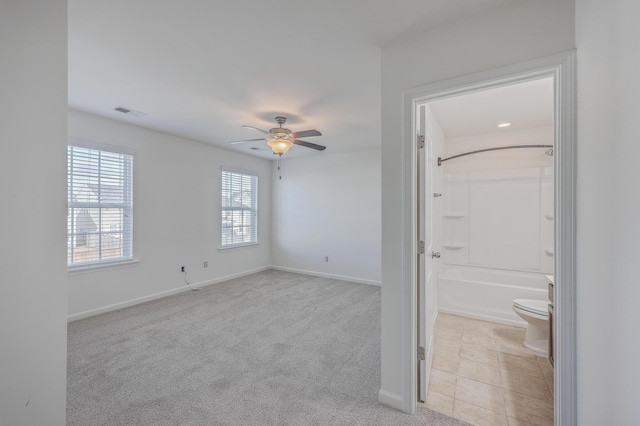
[221,168,258,247]
[67,144,133,267]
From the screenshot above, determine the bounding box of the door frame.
[401,51,576,425]
[416,105,435,402]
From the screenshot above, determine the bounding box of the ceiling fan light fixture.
[234,116,325,155]
[268,138,293,155]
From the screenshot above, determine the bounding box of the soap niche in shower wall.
[441,212,467,254]
[440,174,470,265]
[442,243,466,250]
[442,212,466,219]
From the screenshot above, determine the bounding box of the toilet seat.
[513,299,548,317]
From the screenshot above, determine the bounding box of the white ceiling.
[428,77,554,139]
[68,0,527,159]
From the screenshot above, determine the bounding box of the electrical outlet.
[325,256,329,262]
[181,266,185,272]
[204,261,208,268]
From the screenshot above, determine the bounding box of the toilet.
[512,299,549,355]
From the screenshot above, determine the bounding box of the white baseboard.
[67,266,270,322]
[378,388,404,411]
[269,265,381,287]
[68,265,378,322]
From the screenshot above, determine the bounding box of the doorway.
[407,53,576,425]
[419,77,558,423]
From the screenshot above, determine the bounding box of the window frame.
[67,139,134,270]
[220,167,259,249]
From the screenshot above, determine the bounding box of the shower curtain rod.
[437,144,553,166]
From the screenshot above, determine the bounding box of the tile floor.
[421,313,554,426]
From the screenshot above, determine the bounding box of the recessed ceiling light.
[497,122,511,128]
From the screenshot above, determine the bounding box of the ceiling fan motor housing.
[269,127,292,135]
[270,116,292,139]
[269,116,293,142]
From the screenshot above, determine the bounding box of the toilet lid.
[514,299,548,316]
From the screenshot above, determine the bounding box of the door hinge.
[433,193,442,198]
[418,346,425,361]
[418,241,425,254]
[417,134,425,149]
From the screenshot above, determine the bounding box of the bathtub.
[437,264,550,327]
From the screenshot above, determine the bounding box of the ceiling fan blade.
[229,138,266,145]
[293,139,326,151]
[292,129,322,138]
[242,125,269,134]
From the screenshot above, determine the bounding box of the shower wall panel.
[469,169,541,271]
[441,167,553,273]
[438,166,553,325]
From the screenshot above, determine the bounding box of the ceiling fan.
[230,116,326,156]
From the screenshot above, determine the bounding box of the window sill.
[218,242,260,251]
[68,259,140,275]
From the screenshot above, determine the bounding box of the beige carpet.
[67,270,470,425]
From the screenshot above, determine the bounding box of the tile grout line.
[428,314,554,425]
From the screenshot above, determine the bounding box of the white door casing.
[417,104,441,403]
[400,52,576,425]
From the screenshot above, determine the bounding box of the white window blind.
[67,144,133,267]
[221,168,258,247]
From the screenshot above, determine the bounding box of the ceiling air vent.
[114,106,147,118]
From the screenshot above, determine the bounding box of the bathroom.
[420,77,556,425]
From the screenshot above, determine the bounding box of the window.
[67,143,133,267]
[221,168,258,247]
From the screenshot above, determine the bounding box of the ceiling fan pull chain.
[278,154,282,180]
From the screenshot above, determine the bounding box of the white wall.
[67,110,272,319]
[576,0,640,424]
[271,148,381,285]
[380,0,575,411]
[0,1,68,424]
